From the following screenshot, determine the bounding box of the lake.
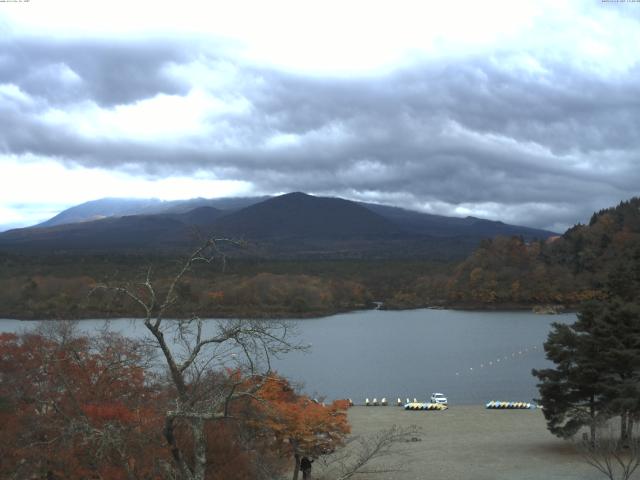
[0,309,575,405]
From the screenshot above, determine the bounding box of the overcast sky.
[1,0,639,232]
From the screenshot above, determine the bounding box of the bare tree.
[314,424,422,480]
[93,238,302,480]
[578,422,640,480]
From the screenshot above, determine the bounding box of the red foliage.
[251,375,351,459]
[0,334,351,479]
[82,402,138,424]
[0,330,164,479]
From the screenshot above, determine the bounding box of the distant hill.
[428,197,640,308]
[3,215,191,251]
[0,192,557,258]
[212,192,402,239]
[37,197,269,228]
[2,206,225,252]
[37,198,169,227]
[360,202,552,240]
[177,206,226,228]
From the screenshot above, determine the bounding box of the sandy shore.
[344,405,603,480]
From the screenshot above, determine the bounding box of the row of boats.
[362,397,443,407]
[485,401,538,409]
[405,402,448,410]
[357,398,539,410]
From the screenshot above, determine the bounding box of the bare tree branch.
[315,424,422,480]
[578,422,640,480]
[89,237,303,480]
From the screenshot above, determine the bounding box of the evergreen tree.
[533,320,606,444]
[534,297,640,444]
[578,299,640,445]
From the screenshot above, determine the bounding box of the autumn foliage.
[0,328,351,480]
[253,375,350,457]
[0,328,164,479]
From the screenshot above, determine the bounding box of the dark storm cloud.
[230,61,640,228]
[1,35,639,231]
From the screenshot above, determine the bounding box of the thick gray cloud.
[0,37,191,106]
[1,35,639,232]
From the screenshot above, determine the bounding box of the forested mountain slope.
[413,198,640,308]
[0,193,555,258]
[0,198,636,319]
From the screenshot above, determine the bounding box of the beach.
[343,405,604,480]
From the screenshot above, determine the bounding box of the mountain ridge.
[0,193,557,258]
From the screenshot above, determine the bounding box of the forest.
[2,198,639,318]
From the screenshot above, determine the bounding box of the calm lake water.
[0,309,575,405]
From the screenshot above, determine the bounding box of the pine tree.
[533,320,606,444]
[578,299,640,445]
[534,297,640,445]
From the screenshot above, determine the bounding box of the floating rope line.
[454,344,543,378]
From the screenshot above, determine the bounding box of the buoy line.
[454,344,541,377]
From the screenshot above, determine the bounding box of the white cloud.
[5,0,638,75]
[39,88,251,140]
[0,83,33,105]
[0,155,252,227]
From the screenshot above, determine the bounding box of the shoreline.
[0,303,576,322]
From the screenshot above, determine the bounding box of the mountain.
[2,215,188,251]
[160,197,270,214]
[360,203,552,240]
[37,197,269,228]
[37,198,170,227]
[0,193,557,257]
[177,206,226,227]
[211,192,402,239]
[434,197,640,307]
[2,207,225,252]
